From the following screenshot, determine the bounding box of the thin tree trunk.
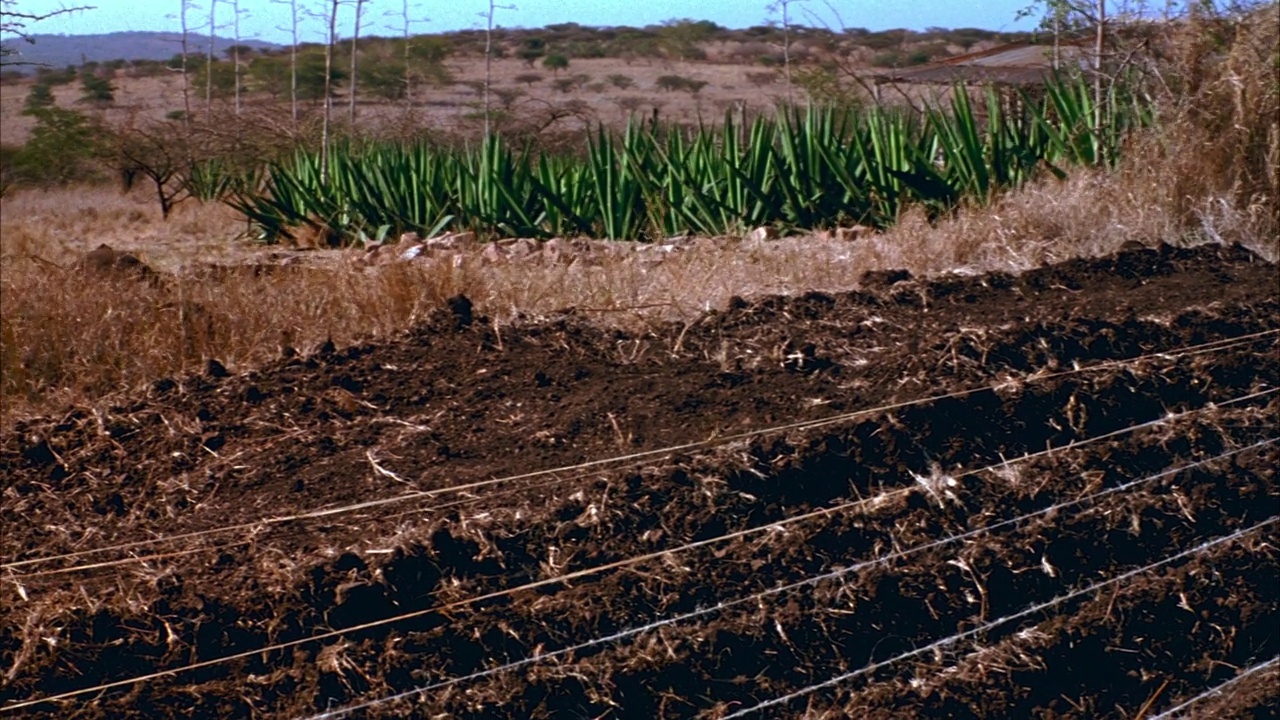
[321,0,339,185]
[483,0,494,140]
[179,0,192,131]
[206,0,216,121]
[232,0,241,116]
[1053,7,1061,71]
[402,0,412,106]
[290,0,298,122]
[270,0,299,122]
[1094,0,1105,150]
[781,1,792,107]
[348,0,365,126]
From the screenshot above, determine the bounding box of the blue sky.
[12,0,1043,44]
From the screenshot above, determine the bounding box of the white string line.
[9,471,587,580]
[5,329,1274,573]
[721,518,1279,719]
[297,438,1277,720]
[1147,655,1280,720]
[5,409,1271,715]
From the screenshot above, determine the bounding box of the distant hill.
[2,32,280,72]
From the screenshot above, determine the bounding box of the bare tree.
[1093,0,1106,135]
[388,0,425,106]
[348,0,367,125]
[320,0,340,184]
[206,0,217,120]
[1,1,96,66]
[231,0,247,115]
[480,0,516,140]
[271,0,303,122]
[767,0,804,106]
[172,0,194,130]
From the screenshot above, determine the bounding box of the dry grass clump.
[1130,6,1279,240]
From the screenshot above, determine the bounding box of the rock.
[428,231,478,251]
[503,238,543,260]
[481,242,508,265]
[859,268,914,291]
[542,238,573,265]
[79,244,163,286]
[446,294,474,328]
[204,358,230,378]
[747,226,776,242]
[836,225,872,242]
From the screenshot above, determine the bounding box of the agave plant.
[226,74,1151,245]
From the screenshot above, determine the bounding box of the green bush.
[192,60,236,99]
[870,52,904,68]
[543,54,569,75]
[516,38,545,67]
[10,107,107,186]
[35,66,77,86]
[79,72,115,104]
[24,83,55,112]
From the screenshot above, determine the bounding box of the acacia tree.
[112,120,195,218]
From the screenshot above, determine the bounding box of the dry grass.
[4,160,1274,425]
[3,9,1276,424]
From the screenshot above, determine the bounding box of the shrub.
[11,107,107,186]
[514,73,544,87]
[543,54,569,75]
[517,38,546,67]
[606,73,634,89]
[24,83,55,112]
[130,59,170,78]
[870,52,904,68]
[359,60,411,101]
[79,72,115,104]
[35,66,77,86]
[656,75,708,94]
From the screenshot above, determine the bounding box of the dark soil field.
[2,242,1278,719]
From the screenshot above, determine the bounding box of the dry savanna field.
[1,7,1279,720]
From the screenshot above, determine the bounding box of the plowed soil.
[2,242,1278,719]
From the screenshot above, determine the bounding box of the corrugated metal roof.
[872,43,1090,86]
